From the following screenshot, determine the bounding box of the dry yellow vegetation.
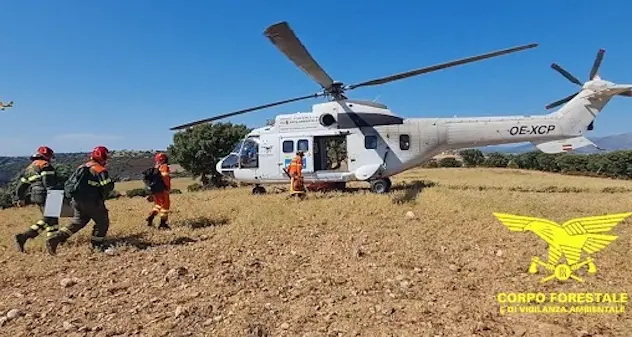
[1,168,631,336]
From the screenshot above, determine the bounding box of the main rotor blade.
[619,90,632,97]
[589,49,605,80]
[545,91,579,110]
[346,43,538,90]
[264,21,335,91]
[169,93,323,131]
[551,63,583,86]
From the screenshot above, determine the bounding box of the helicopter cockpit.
[217,136,260,175]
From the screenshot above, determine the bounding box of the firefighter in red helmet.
[46,145,115,255]
[145,152,171,229]
[13,146,60,252]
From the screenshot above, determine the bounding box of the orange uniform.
[152,163,171,216]
[288,153,306,196]
[146,152,172,229]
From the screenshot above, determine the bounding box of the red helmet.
[33,146,55,161]
[90,146,109,164]
[154,152,168,164]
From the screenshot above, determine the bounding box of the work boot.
[15,234,28,253]
[15,229,39,253]
[46,236,61,256]
[158,218,171,230]
[145,214,155,227]
[46,232,69,256]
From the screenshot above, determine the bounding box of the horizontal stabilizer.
[532,136,601,154]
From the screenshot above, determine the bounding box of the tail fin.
[532,136,601,154]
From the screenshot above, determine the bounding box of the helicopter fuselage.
[215,97,598,191]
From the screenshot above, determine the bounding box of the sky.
[1,0,632,156]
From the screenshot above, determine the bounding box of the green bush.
[420,159,438,168]
[126,188,150,198]
[0,188,12,209]
[107,190,123,200]
[187,183,203,192]
[506,160,519,169]
[459,149,485,167]
[438,157,462,168]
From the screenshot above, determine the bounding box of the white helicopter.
[170,21,632,195]
[0,100,13,111]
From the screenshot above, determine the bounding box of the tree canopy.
[168,122,250,186]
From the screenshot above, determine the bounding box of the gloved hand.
[146,195,154,202]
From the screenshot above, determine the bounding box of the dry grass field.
[1,167,631,337]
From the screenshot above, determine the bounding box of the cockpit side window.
[240,137,259,169]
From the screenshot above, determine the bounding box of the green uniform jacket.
[72,160,115,202]
[14,159,58,205]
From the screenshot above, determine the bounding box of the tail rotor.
[545,49,631,131]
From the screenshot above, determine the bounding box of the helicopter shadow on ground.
[269,179,437,202]
[389,180,437,204]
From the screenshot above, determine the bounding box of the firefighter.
[287,151,307,198]
[46,146,114,255]
[13,146,59,253]
[145,152,171,230]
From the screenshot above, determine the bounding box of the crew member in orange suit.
[146,152,171,229]
[287,151,307,198]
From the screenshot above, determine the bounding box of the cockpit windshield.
[219,141,244,170]
[231,141,244,154]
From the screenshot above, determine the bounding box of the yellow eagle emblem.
[493,212,632,283]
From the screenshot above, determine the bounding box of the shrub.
[438,157,462,168]
[107,190,123,200]
[420,159,438,168]
[506,160,519,169]
[187,183,203,192]
[0,188,12,209]
[126,188,150,198]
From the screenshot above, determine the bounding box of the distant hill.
[0,150,182,187]
[478,132,632,154]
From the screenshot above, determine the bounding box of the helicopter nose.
[215,161,224,175]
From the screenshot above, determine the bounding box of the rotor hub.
[326,81,347,100]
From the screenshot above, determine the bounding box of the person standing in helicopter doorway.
[143,152,171,229]
[287,151,307,199]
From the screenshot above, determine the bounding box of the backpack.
[64,165,91,199]
[141,167,166,194]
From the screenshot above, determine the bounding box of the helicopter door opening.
[313,136,348,172]
[280,136,314,175]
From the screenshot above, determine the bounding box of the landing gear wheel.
[370,178,392,194]
[252,185,266,195]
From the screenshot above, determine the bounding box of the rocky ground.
[1,168,631,337]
